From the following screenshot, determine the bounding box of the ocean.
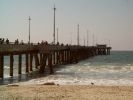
[1,51,133,86]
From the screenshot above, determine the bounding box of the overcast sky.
[0,0,133,50]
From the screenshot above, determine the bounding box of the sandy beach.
[0,84,133,100]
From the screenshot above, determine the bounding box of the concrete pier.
[0,43,111,78]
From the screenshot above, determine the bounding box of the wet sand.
[0,85,133,100]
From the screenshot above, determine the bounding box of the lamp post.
[53,5,56,44]
[28,16,31,44]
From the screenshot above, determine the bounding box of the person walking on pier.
[15,39,19,44]
[6,38,9,44]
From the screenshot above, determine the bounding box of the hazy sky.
[0,0,133,50]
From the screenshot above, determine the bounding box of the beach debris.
[7,84,19,87]
[42,82,55,85]
[57,84,60,86]
[91,82,94,85]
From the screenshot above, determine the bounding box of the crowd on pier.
[0,38,9,44]
[0,38,68,46]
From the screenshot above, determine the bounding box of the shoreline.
[6,77,133,86]
[0,84,133,100]
[1,74,133,86]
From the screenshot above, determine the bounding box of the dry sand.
[0,84,133,100]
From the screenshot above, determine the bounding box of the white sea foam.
[2,51,133,86]
[18,77,133,86]
[4,66,10,69]
[4,74,10,78]
[83,62,91,66]
[80,65,133,73]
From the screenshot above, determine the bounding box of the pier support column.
[56,51,59,64]
[48,54,54,74]
[55,52,57,64]
[69,51,72,63]
[34,54,38,69]
[30,53,33,71]
[68,50,71,63]
[26,54,29,73]
[18,54,22,75]
[67,50,69,62]
[61,51,64,64]
[10,54,13,77]
[66,50,68,63]
[107,49,110,55]
[58,51,61,64]
[0,55,4,78]
[108,49,110,55]
[39,53,47,73]
[103,49,106,55]
[39,53,43,73]
[63,51,65,63]
[34,54,39,69]
[64,50,67,62]
[53,52,55,65]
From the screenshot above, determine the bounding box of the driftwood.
[42,82,55,85]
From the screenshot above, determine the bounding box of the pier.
[0,43,111,78]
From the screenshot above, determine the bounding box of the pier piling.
[39,53,47,73]
[48,54,53,74]
[10,54,13,77]
[34,54,39,69]
[30,54,33,71]
[26,54,29,73]
[53,52,55,65]
[0,55,4,78]
[18,54,22,74]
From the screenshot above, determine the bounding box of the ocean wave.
[4,66,10,69]
[83,62,91,66]
[80,65,133,73]
[57,64,133,73]
[18,78,133,86]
